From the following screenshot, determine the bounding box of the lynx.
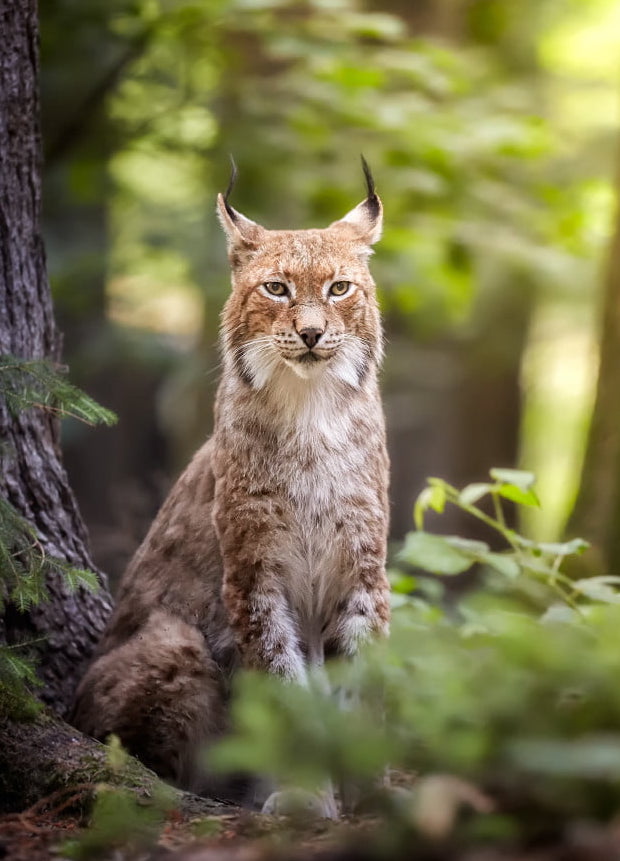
[72,160,390,814]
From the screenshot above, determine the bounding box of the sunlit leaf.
[481,552,520,579]
[540,604,580,625]
[536,538,590,556]
[414,483,447,529]
[496,484,540,508]
[445,536,490,554]
[458,483,493,506]
[489,468,536,491]
[573,577,620,605]
[399,532,473,575]
[390,572,418,594]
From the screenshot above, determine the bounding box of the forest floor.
[3,789,620,861]
[0,800,375,861]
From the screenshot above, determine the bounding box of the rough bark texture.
[0,711,235,817]
[0,0,112,716]
[567,136,620,574]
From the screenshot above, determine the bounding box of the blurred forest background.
[38,0,620,589]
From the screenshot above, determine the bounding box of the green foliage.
[61,784,174,860]
[211,471,620,839]
[0,356,117,426]
[0,357,111,714]
[61,736,175,860]
[60,0,595,358]
[408,470,591,610]
[0,496,98,617]
[210,668,395,792]
[0,643,42,720]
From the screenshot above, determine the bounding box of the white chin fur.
[241,337,368,391]
[241,340,281,389]
[282,358,326,380]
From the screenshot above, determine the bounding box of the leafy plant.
[406,469,596,611]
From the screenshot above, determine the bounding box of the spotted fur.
[72,168,390,801]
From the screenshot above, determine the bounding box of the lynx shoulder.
[72,161,391,797]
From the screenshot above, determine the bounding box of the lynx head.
[217,159,383,391]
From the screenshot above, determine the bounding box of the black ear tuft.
[223,155,239,221]
[361,154,375,197]
[360,154,380,219]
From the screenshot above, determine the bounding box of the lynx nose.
[299,327,324,349]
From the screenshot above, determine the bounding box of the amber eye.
[263,281,288,297]
[329,281,351,297]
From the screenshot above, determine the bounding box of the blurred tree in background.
[37,0,619,585]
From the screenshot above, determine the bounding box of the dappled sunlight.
[108,274,205,338]
[521,303,599,539]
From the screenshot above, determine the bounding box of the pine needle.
[0,355,117,426]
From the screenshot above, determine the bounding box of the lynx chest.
[273,411,378,642]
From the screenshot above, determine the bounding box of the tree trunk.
[0,712,234,817]
[0,0,112,717]
[567,134,620,574]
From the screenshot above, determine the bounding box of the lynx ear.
[216,160,265,260]
[330,156,383,245]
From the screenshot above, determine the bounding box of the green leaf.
[414,483,447,529]
[573,577,620,605]
[458,483,493,506]
[540,604,580,625]
[496,484,540,508]
[414,488,432,530]
[444,536,490,554]
[489,468,536,491]
[510,737,620,779]
[535,538,590,556]
[482,552,521,579]
[106,734,129,774]
[389,572,418,594]
[399,532,473,575]
[390,592,413,609]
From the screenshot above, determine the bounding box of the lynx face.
[221,229,382,389]
[217,175,384,392]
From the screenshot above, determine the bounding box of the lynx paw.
[261,788,338,820]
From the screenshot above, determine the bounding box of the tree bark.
[0,0,112,716]
[567,134,620,574]
[0,711,234,817]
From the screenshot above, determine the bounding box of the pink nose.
[299,327,324,349]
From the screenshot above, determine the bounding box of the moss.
[0,710,237,819]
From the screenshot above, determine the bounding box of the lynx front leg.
[215,497,306,682]
[331,541,391,659]
[330,517,391,658]
[335,583,390,657]
[223,570,306,682]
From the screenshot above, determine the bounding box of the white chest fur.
[264,374,373,661]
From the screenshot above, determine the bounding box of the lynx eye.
[329,281,351,297]
[263,281,288,297]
